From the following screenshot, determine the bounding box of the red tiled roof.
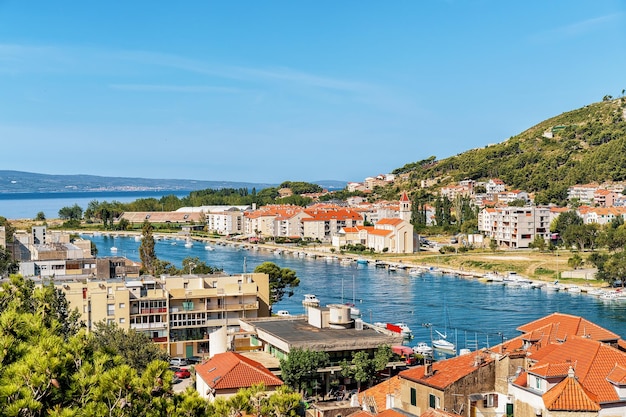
[606,364,626,385]
[542,371,600,411]
[357,375,402,413]
[377,218,404,226]
[195,352,283,391]
[400,192,410,202]
[516,312,619,343]
[525,336,626,403]
[400,350,494,389]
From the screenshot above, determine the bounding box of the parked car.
[175,368,191,379]
[169,357,188,367]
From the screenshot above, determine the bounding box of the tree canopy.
[253,262,300,305]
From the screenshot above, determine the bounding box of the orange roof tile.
[400,350,494,389]
[606,364,626,385]
[377,218,404,226]
[542,370,600,411]
[516,313,619,343]
[357,375,402,413]
[195,351,283,391]
[525,336,626,403]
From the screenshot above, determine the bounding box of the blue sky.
[1,1,624,185]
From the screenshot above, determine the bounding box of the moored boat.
[432,330,456,353]
[413,342,433,356]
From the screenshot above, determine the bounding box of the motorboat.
[204,244,215,251]
[276,310,291,317]
[302,294,320,308]
[432,330,456,353]
[184,239,193,248]
[413,342,433,356]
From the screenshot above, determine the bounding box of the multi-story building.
[58,272,270,357]
[478,206,551,248]
[301,206,363,242]
[206,208,245,235]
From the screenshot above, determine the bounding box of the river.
[82,233,626,358]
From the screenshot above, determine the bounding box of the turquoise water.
[85,233,626,358]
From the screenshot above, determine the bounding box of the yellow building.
[58,272,270,357]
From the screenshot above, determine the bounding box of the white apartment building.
[206,208,245,235]
[478,206,551,248]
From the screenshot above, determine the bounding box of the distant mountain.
[0,171,349,194]
[0,171,279,194]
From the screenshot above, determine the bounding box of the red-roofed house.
[195,351,283,400]
[398,351,497,417]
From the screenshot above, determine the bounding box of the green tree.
[602,251,626,287]
[529,235,547,252]
[254,262,300,305]
[139,220,157,275]
[35,211,46,221]
[58,204,83,221]
[279,348,329,394]
[568,254,584,269]
[550,211,583,235]
[340,345,392,390]
[89,322,169,373]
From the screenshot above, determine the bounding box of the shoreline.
[78,230,614,298]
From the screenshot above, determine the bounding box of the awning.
[469,394,484,401]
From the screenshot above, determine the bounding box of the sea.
[0,191,192,220]
[4,192,626,359]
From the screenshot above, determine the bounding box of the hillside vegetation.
[394,97,626,204]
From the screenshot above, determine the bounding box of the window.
[484,394,498,408]
[119,303,125,309]
[410,388,417,406]
[107,304,114,316]
[429,394,440,409]
[535,376,541,390]
[119,318,126,324]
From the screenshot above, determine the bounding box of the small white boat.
[276,310,291,317]
[134,235,142,242]
[110,246,118,253]
[184,239,193,248]
[302,294,320,308]
[204,244,215,251]
[413,342,433,356]
[432,330,456,353]
[408,268,423,276]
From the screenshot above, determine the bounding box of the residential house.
[195,351,283,400]
[567,183,600,205]
[577,206,626,226]
[507,316,626,417]
[485,179,506,196]
[302,206,363,242]
[593,188,618,207]
[398,350,497,417]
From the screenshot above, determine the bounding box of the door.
[186,344,193,358]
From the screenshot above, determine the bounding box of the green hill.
[394,97,626,204]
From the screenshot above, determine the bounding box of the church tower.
[399,191,411,223]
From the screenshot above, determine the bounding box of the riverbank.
[77,230,608,293]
